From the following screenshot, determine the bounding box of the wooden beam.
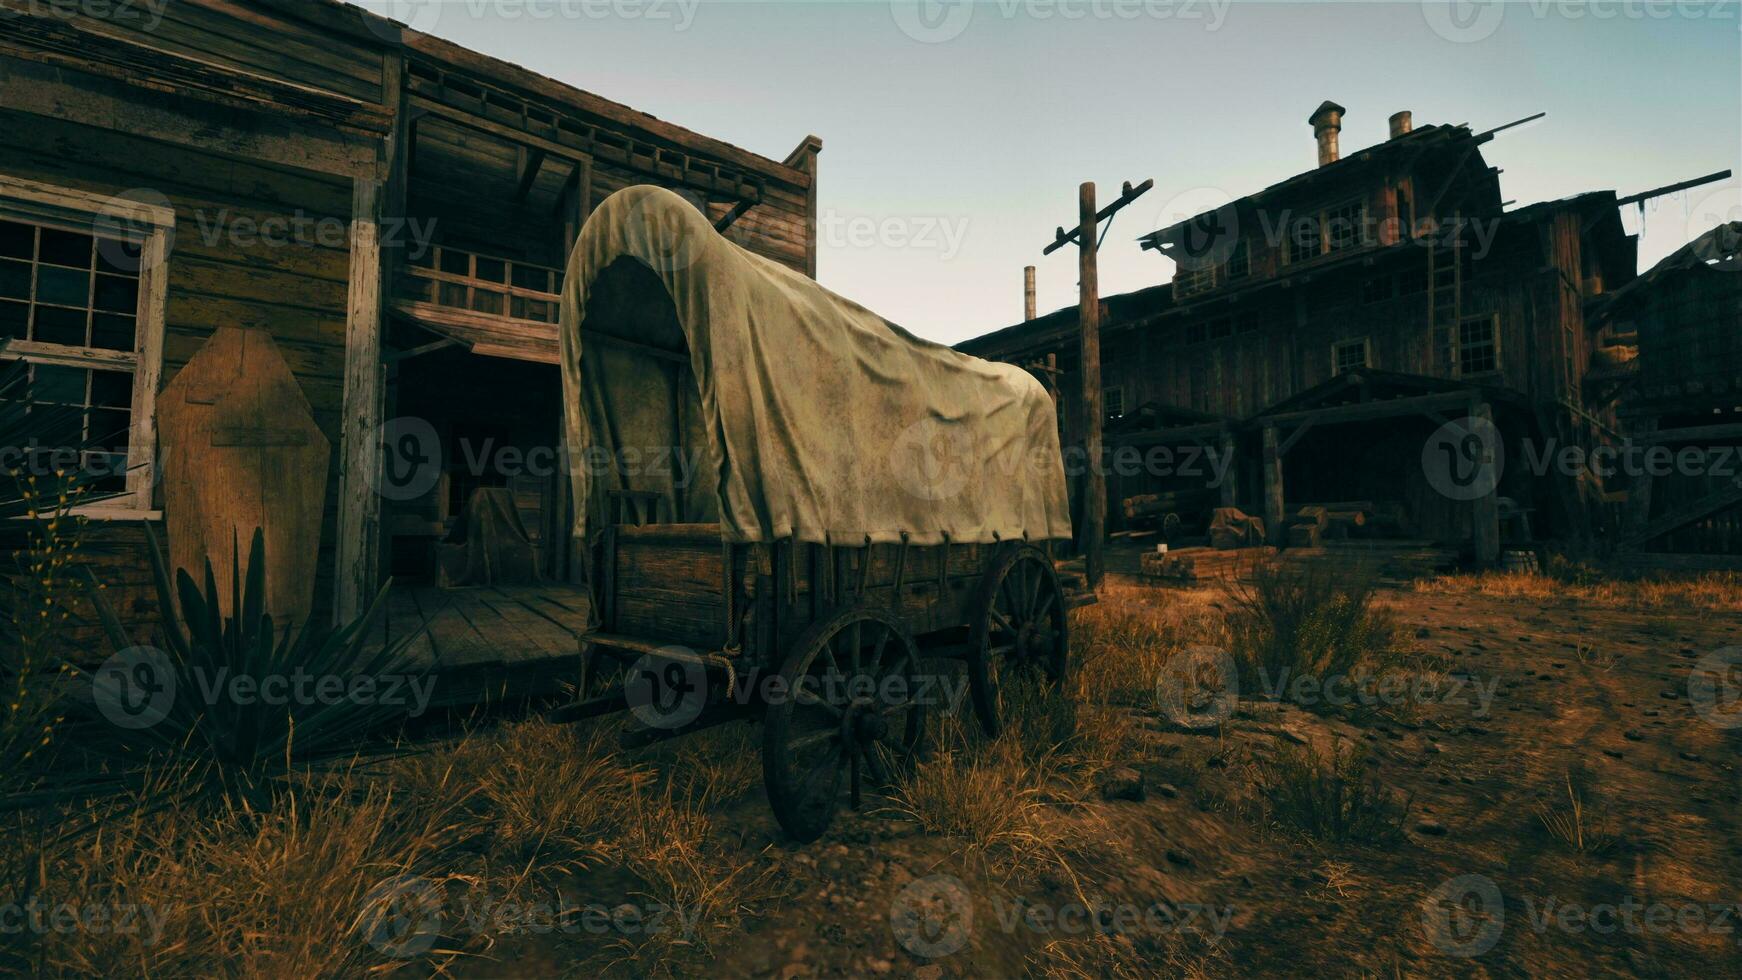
[336,179,385,624]
[1262,425,1284,546]
[1470,401,1501,565]
[1258,390,1476,429]
[1647,420,1742,445]
[782,136,822,279]
[1276,416,1318,457]
[1622,482,1742,549]
[515,147,548,202]
[0,56,376,179]
[1218,430,1238,509]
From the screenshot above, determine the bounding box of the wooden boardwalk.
[375,584,594,708]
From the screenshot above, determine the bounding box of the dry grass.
[1071,581,1229,711]
[1534,771,1620,856]
[1256,740,1409,846]
[1417,568,1742,611]
[4,718,785,977]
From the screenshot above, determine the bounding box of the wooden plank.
[335,179,384,623]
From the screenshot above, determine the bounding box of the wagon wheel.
[968,545,1070,737]
[762,606,928,843]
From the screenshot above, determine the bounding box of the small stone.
[1680,751,1703,762]
[1165,848,1193,866]
[1415,820,1448,837]
[1155,782,1180,799]
[1624,730,1644,741]
[1097,766,1146,802]
[914,966,944,980]
[1602,749,1623,758]
[867,959,893,974]
[1415,627,1431,639]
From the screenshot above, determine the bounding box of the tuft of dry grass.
[1071,582,1229,711]
[1256,740,1409,845]
[1534,771,1620,856]
[1417,568,1742,611]
[1227,564,1399,713]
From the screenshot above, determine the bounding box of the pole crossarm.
[1042,179,1153,255]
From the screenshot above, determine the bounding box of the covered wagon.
[551,186,1088,840]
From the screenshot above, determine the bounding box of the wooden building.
[1598,222,1742,560]
[0,0,819,683]
[959,102,1722,562]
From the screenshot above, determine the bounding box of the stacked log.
[1140,545,1279,582]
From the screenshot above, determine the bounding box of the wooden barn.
[958,101,1727,565]
[1597,221,1742,563]
[0,0,819,696]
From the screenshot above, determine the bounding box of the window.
[1286,213,1322,264]
[1457,315,1500,376]
[1324,200,1368,253]
[1332,338,1371,375]
[1224,239,1250,280]
[0,176,170,514]
[1103,386,1125,420]
[1173,262,1216,300]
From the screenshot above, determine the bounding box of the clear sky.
[358,0,1741,344]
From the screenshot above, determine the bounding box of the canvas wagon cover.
[558,185,1071,548]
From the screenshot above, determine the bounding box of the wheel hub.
[851,705,888,742]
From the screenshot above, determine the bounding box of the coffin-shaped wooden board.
[159,327,330,626]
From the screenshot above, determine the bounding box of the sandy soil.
[473,583,1742,979]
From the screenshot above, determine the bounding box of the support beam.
[515,147,548,202]
[1626,416,1657,537]
[1470,402,1501,565]
[1218,430,1238,509]
[336,179,385,624]
[1024,266,1037,321]
[1262,425,1284,546]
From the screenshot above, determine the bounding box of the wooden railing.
[401,244,561,326]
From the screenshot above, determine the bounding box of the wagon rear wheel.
[968,545,1070,737]
[762,606,928,843]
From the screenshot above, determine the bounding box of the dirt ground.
[465,578,1742,979]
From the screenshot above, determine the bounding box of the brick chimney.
[1389,110,1413,139]
[1309,101,1346,167]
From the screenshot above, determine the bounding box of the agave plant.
[82,524,430,803]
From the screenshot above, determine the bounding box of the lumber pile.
[1140,545,1279,582]
[1207,507,1266,550]
[1282,540,1457,580]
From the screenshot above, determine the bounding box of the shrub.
[1258,740,1408,845]
[1227,563,1396,711]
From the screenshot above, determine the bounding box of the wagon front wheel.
[968,545,1070,737]
[762,606,928,843]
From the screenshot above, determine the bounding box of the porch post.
[1218,428,1238,509]
[1471,401,1501,565]
[1262,425,1285,545]
[336,178,385,624]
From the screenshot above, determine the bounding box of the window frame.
[1331,337,1371,376]
[1455,314,1502,378]
[1102,385,1125,421]
[0,174,172,517]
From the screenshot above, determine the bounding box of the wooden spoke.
[966,547,1073,738]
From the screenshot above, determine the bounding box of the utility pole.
[1043,178,1151,589]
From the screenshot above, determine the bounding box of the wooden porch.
[376,583,594,708]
